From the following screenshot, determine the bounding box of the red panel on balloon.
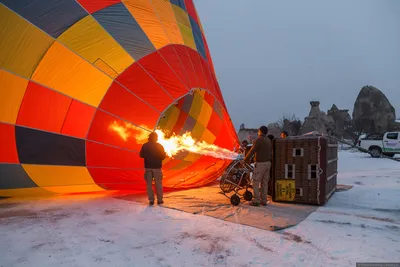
[77,0,121,14]
[207,111,222,136]
[86,141,143,168]
[99,82,159,129]
[200,56,215,94]
[213,123,234,150]
[186,48,207,89]
[204,91,215,107]
[117,63,173,112]
[87,110,146,151]
[162,159,182,170]
[174,45,198,89]
[158,46,190,89]
[202,34,216,76]
[171,111,188,135]
[88,168,146,191]
[184,0,200,25]
[61,100,96,139]
[0,122,19,163]
[17,82,71,133]
[139,51,188,99]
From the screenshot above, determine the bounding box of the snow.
[1,151,400,267]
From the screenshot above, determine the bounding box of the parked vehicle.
[359,132,400,158]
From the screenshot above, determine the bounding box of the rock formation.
[327,104,352,138]
[352,86,396,133]
[301,101,334,135]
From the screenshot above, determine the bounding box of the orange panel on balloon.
[116,63,173,111]
[87,110,147,151]
[174,45,198,89]
[186,48,207,89]
[17,82,72,133]
[139,51,188,99]
[0,122,19,163]
[99,82,160,128]
[86,141,143,169]
[158,46,190,89]
[61,100,96,139]
[88,168,146,191]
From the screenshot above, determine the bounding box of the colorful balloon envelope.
[0,0,238,197]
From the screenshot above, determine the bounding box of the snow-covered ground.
[0,151,399,267]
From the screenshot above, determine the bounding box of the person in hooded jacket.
[140,132,166,205]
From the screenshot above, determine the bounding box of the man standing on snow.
[140,132,166,205]
[241,126,272,206]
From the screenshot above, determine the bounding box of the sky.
[194,0,400,130]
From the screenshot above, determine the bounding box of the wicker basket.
[272,136,338,205]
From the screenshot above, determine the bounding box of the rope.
[316,136,323,205]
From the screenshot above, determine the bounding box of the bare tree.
[276,113,302,136]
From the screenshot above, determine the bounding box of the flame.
[108,120,239,160]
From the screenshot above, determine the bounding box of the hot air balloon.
[0,0,238,197]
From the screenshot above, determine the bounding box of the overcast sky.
[194,0,400,130]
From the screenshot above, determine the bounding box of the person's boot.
[157,200,164,205]
[149,200,154,205]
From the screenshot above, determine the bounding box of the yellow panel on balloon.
[164,105,181,134]
[0,5,54,79]
[31,42,113,107]
[192,121,206,141]
[57,15,134,76]
[201,128,216,144]
[0,188,53,198]
[172,5,191,28]
[178,24,197,51]
[197,101,212,127]
[188,91,203,119]
[0,70,28,124]
[22,165,105,194]
[151,0,184,45]
[123,0,170,49]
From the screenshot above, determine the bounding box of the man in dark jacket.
[139,132,166,205]
[241,126,272,206]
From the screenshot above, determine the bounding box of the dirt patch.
[316,219,399,232]
[358,215,396,223]
[99,238,115,244]
[0,202,20,209]
[316,219,352,226]
[246,237,273,252]
[177,231,232,264]
[0,209,37,219]
[104,209,119,215]
[373,208,400,215]
[281,232,311,244]
[0,207,71,226]
[336,184,353,192]
[354,181,364,185]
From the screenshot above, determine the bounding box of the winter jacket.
[139,141,166,169]
[244,135,272,163]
